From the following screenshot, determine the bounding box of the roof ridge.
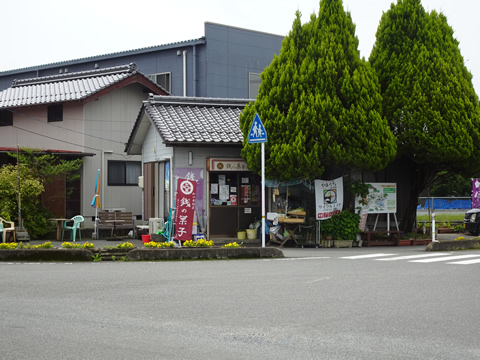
[12,63,137,87]
[147,95,253,107]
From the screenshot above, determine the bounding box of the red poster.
[174,178,197,241]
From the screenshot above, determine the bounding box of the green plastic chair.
[62,215,84,242]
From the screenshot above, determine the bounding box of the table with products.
[267,211,305,247]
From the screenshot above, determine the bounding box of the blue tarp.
[418,199,471,210]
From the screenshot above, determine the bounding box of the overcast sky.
[2,0,478,93]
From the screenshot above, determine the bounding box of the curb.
[0,249,93,261]
[126,247,284,261]
[0,247,284,262]
[426,239,480,251]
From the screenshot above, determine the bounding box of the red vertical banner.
[174,178,197,241]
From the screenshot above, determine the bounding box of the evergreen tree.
[239,0,396,181]
[370,0,480,231]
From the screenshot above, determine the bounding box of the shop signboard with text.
[315,177,344,219]
[174,178,197,241]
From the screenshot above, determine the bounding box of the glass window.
[48,104,63,122]
[108,161,141,186]
[0,109,13,126]
[148,72,171,93]
[248,73,261,99]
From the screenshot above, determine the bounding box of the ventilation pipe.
[183,50,187,97]
[192,45,197,97]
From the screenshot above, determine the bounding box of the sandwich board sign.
[248,113,267,144]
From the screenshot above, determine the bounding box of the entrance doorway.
[208,171,261,237]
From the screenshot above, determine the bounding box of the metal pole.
[17,145,22,229]
[261,142,265,248]
[432,213,437,242]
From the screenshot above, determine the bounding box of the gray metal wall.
[0,24,283,99]
[204,23,283,98]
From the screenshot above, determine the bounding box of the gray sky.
[2,0,478,93]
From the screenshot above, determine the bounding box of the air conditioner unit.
[149,218,165,234]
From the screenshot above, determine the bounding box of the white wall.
[2,103,84,151]
[82,84,151,225]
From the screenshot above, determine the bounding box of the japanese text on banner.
[174,178,197,241]
[315,177,344,220]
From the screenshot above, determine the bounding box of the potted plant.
[237,229,246,240]
[329,210,360,248]
[438,221,455,233]
[399,233,415,246]
[320,218,334,247]
[246,219,261,240]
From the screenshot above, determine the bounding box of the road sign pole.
[261,142,265,248]
[247,113,267,248]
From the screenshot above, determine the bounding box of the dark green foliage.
[9,148,83,185]
[369,0,480,230]
[428,172,472,197]
[2,148,84,237]
[239,0,396,181]
[321,210,360,240]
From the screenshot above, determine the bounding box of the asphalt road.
[1,246,480,360]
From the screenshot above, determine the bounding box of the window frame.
[107,160,142,186]
[148,72,171,93]
[48,104,63,122]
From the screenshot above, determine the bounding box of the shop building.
[125,95,263,238]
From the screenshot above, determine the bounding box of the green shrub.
[322,210,360,240]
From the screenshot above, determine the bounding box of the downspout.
[183,50,187,97]
[192,45,197,97]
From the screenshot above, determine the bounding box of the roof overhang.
[0,147,95,157]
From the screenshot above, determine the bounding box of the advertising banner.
[473,179,480,208]
[315,177,344,220]
[174,178,197,241]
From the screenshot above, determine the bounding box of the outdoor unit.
[149,218,165,234]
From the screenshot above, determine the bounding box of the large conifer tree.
[239,0,396,181]
[370,0,480,231]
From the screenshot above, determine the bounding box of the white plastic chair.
[0,217,16,243]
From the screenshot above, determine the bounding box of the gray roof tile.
[0,63,164,108]
[144,95,252,145]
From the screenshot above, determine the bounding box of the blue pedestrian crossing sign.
[248,113,267,144]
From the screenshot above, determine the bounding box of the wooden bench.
[97,211,135,237]
[360,231,401,247]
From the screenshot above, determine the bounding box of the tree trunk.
[399,162,438,232]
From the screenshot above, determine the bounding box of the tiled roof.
[0,63,166,108]
[127,95,253,150]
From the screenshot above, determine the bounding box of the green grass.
[417,213,464,222]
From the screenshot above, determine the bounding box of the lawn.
[417,213,464,222]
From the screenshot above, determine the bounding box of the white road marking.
[305,277,331,284]
[341,253,396,259]
[264,257,330,261]
[409,254,480,263]
[376,253,452,261]
[448,258,480,265]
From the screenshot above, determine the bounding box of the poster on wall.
[314,177,344,220]
[211,183,218,195]
[355,183,397,214]
[219,185,229,201]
